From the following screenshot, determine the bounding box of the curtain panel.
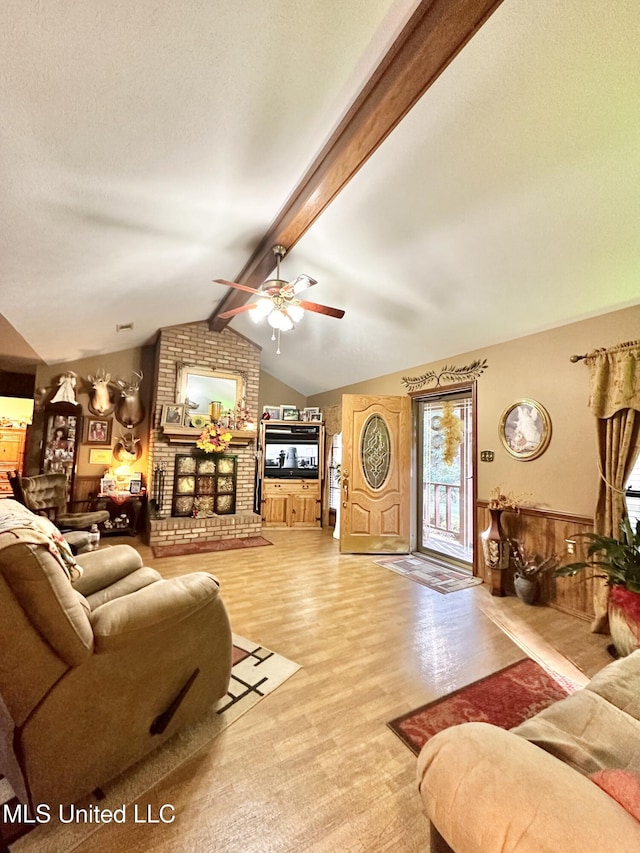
[585,340,640,632]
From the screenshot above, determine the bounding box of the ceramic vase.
[481,508,510,595]
[608,586,640,657]
[514,573,538,605]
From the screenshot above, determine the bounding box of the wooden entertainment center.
[259,420,324,528]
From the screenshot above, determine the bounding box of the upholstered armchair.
[0,499,233,809]
[9,471,110,531]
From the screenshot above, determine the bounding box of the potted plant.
[555,517,640,656]
[509,540,557,605]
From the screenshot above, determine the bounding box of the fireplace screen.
[172,454,238,517]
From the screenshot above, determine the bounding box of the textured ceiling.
[1,0,639,394]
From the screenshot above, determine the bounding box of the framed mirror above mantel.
[161,363,256,445]
[176,364,245,417]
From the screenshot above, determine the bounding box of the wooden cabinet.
[259,420,325,528]
[262,480,321,528]
[0,427,27,497]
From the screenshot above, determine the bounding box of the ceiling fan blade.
[214,278,264,296]
[289,274,317,294]
[218,303,260,319]
[298,300,345,319]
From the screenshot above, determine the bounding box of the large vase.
[481,508,510,596]
[608,586,640,657]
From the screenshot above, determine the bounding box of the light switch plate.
[480,450,494,462]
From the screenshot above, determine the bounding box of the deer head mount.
[87,369,115,416]
[115,370,145,428]
[113,429,142,462]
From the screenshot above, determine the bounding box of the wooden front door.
[340,394,411,553]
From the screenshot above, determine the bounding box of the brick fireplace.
[146,321,261,550]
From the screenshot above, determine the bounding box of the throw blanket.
[0,500,82,581]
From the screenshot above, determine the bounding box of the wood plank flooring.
[73,529,612,853]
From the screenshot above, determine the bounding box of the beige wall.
[258,369,307,415]
[30,346,153,479]
[308,304,640,517]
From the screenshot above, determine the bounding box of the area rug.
[1,635,299,852]
[388,658,580,756]
[374,555,483,594]
[152,535,272,558]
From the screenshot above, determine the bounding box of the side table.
[95,493,146,536]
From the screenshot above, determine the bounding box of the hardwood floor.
[73,528,612,853]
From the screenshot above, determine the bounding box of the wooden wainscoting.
[73,475,102,509]
[476,503,595,621]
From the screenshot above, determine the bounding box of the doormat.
[387,658,580,756]
[152,535,272,558]
[1,635,299,852]
[374,555,483,594]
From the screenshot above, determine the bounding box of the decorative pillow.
[590,769,640,822]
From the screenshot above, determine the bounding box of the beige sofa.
[417,651,640,852]
[0,499,233,809]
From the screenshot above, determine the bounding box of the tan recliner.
[9,471,110,531]
[0,499,233,810]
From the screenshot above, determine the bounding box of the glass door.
[416,387,474,569]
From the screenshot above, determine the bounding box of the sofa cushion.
[512,688,640,776]
[584,649,640,721]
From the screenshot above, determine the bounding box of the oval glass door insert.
[361,414,391,489]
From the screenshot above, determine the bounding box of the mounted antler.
[113,429,142,462]
[115,371,145,428]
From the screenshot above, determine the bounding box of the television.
[263,424,321,479]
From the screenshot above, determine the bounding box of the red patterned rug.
[388,658,580,755]
[152,535,272,558]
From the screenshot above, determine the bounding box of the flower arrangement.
[509,539,558,578]
[488,485,529,512]
[196,422,233,454]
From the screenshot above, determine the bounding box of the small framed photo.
[161,403,185,426]
[129,477,143,494]
[302,407,321,422]
[100,476,117,496]
[262,405,281,421]
[89,447,112,465]
[308,411,323,422]
[85,417,112,445]
[499,399,551,461]
[280,405,299,421]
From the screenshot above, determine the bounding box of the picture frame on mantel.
[499,398,551,461]
[161,403,185,427]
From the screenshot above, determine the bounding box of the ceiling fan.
[214,245,345,354]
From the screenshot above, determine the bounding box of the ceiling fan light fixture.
[214,243,343,355]
[267,308,293,331]
[287,304,304,323]
[249,298,273,321]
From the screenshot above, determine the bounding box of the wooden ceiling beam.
[209,0,505,331]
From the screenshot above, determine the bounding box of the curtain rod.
[570,339,640,363]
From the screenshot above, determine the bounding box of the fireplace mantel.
[161,426,257,446]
